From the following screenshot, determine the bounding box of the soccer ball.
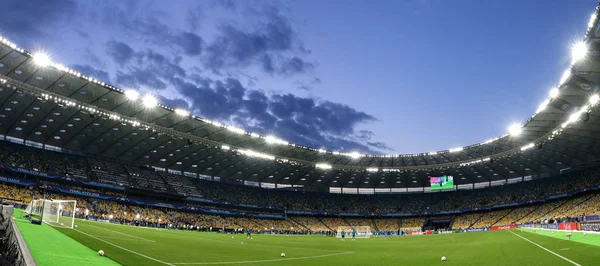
[441,256,446,261]
[281,253,286,257]
[75,225,78,228]
[98,250,104,256]
[232,236,234,239]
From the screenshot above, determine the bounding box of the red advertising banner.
[559,222,579,231]
[491,225,516,231]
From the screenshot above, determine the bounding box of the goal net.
[26,199,76,228]
[336,226,371,238]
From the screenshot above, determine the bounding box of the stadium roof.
[1,5,600,190]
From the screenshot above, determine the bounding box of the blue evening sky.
[0,0,595,154]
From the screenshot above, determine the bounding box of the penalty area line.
[171,251,354,265]
[72,228,174,266]
[508,230,581,266]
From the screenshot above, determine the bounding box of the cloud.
[0,0,77,45]
[106,40,134,66]
[105,7,204,56]
[174,76,386,153]
[204,7,313,75]
[70,64,111,84]
[116,49,186,90]
[177,32,204,56]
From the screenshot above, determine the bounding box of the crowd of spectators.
[2,140,600,215]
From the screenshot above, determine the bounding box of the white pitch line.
[508,230,581,266]
[171,251,354,265]
[84,223,156,242]
[72,228,174,266]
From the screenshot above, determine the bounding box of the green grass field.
[15,210,600,265]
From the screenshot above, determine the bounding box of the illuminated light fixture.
[32,52,51,67]
[520,143,535,151]
[571,41,588,64]
[508,124,522,136]
[559,69,571,86]
[265,135,288,145]
[366,168,379,172]
[348,152,361,159]
[317,148,326,153]
[239,149,275,160]
[315,163,332,170]
[174,108,189,116]
[568,110,584,123]
[428,152,437,155]
[227,126,245,135]
[590,94,600,105]
[142,95,158,107]
[449,147,463,153]
[549,87,559,99]
[589,13,597,28]
[125,90,140,101]
[136,214,140,219]
[536,99,551,114]
[221,145,230,150]
[250,132,259,138]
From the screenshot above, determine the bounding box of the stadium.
[1,2,600,266]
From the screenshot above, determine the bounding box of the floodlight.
[571,41,588,64]
[174,108,189,116]
[509,124,522,136]
[449,147,463,153]
[124,90,139,101]
[142,95,158,107]
[590,94,599,105]
[536,99,551,113]
[589,13,597,28]
[520,143,535,151]
[32,52,51,67]
[348,152,361,159]
[549,88,559,99]
[559,69,571,86]
[316,163,332,170]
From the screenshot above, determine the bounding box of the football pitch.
[14,213,600,265]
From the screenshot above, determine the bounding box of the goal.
[26,199,77,228]
[336,226,371,238]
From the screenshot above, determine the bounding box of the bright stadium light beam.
[571,41,588,64]
[590,94,600,105]
[348,152,361,159]
[589,13,597,28]
[33,52,51,67]
[509,124,522,136]
[124,90,139,101]
[559,69,571,86]
[174,108,189,116]
[315,163,332,170]
[536,99,551,114]
[142,94,158,108]
[549,87,560,99]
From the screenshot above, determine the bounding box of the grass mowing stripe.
[71,228,174,266]
[84,223,156,242]
[170,251,355,265]
[508,230,581,266]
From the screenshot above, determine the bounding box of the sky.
[0,0,595,154]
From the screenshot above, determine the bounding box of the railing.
[0,205,36,266]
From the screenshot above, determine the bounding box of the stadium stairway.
[467,213,485,229]
[317,218,334,231]
[286,217,310,231]
[490,209,514,227]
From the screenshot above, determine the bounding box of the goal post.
[26,199,76,228]
[336,226,371,238]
